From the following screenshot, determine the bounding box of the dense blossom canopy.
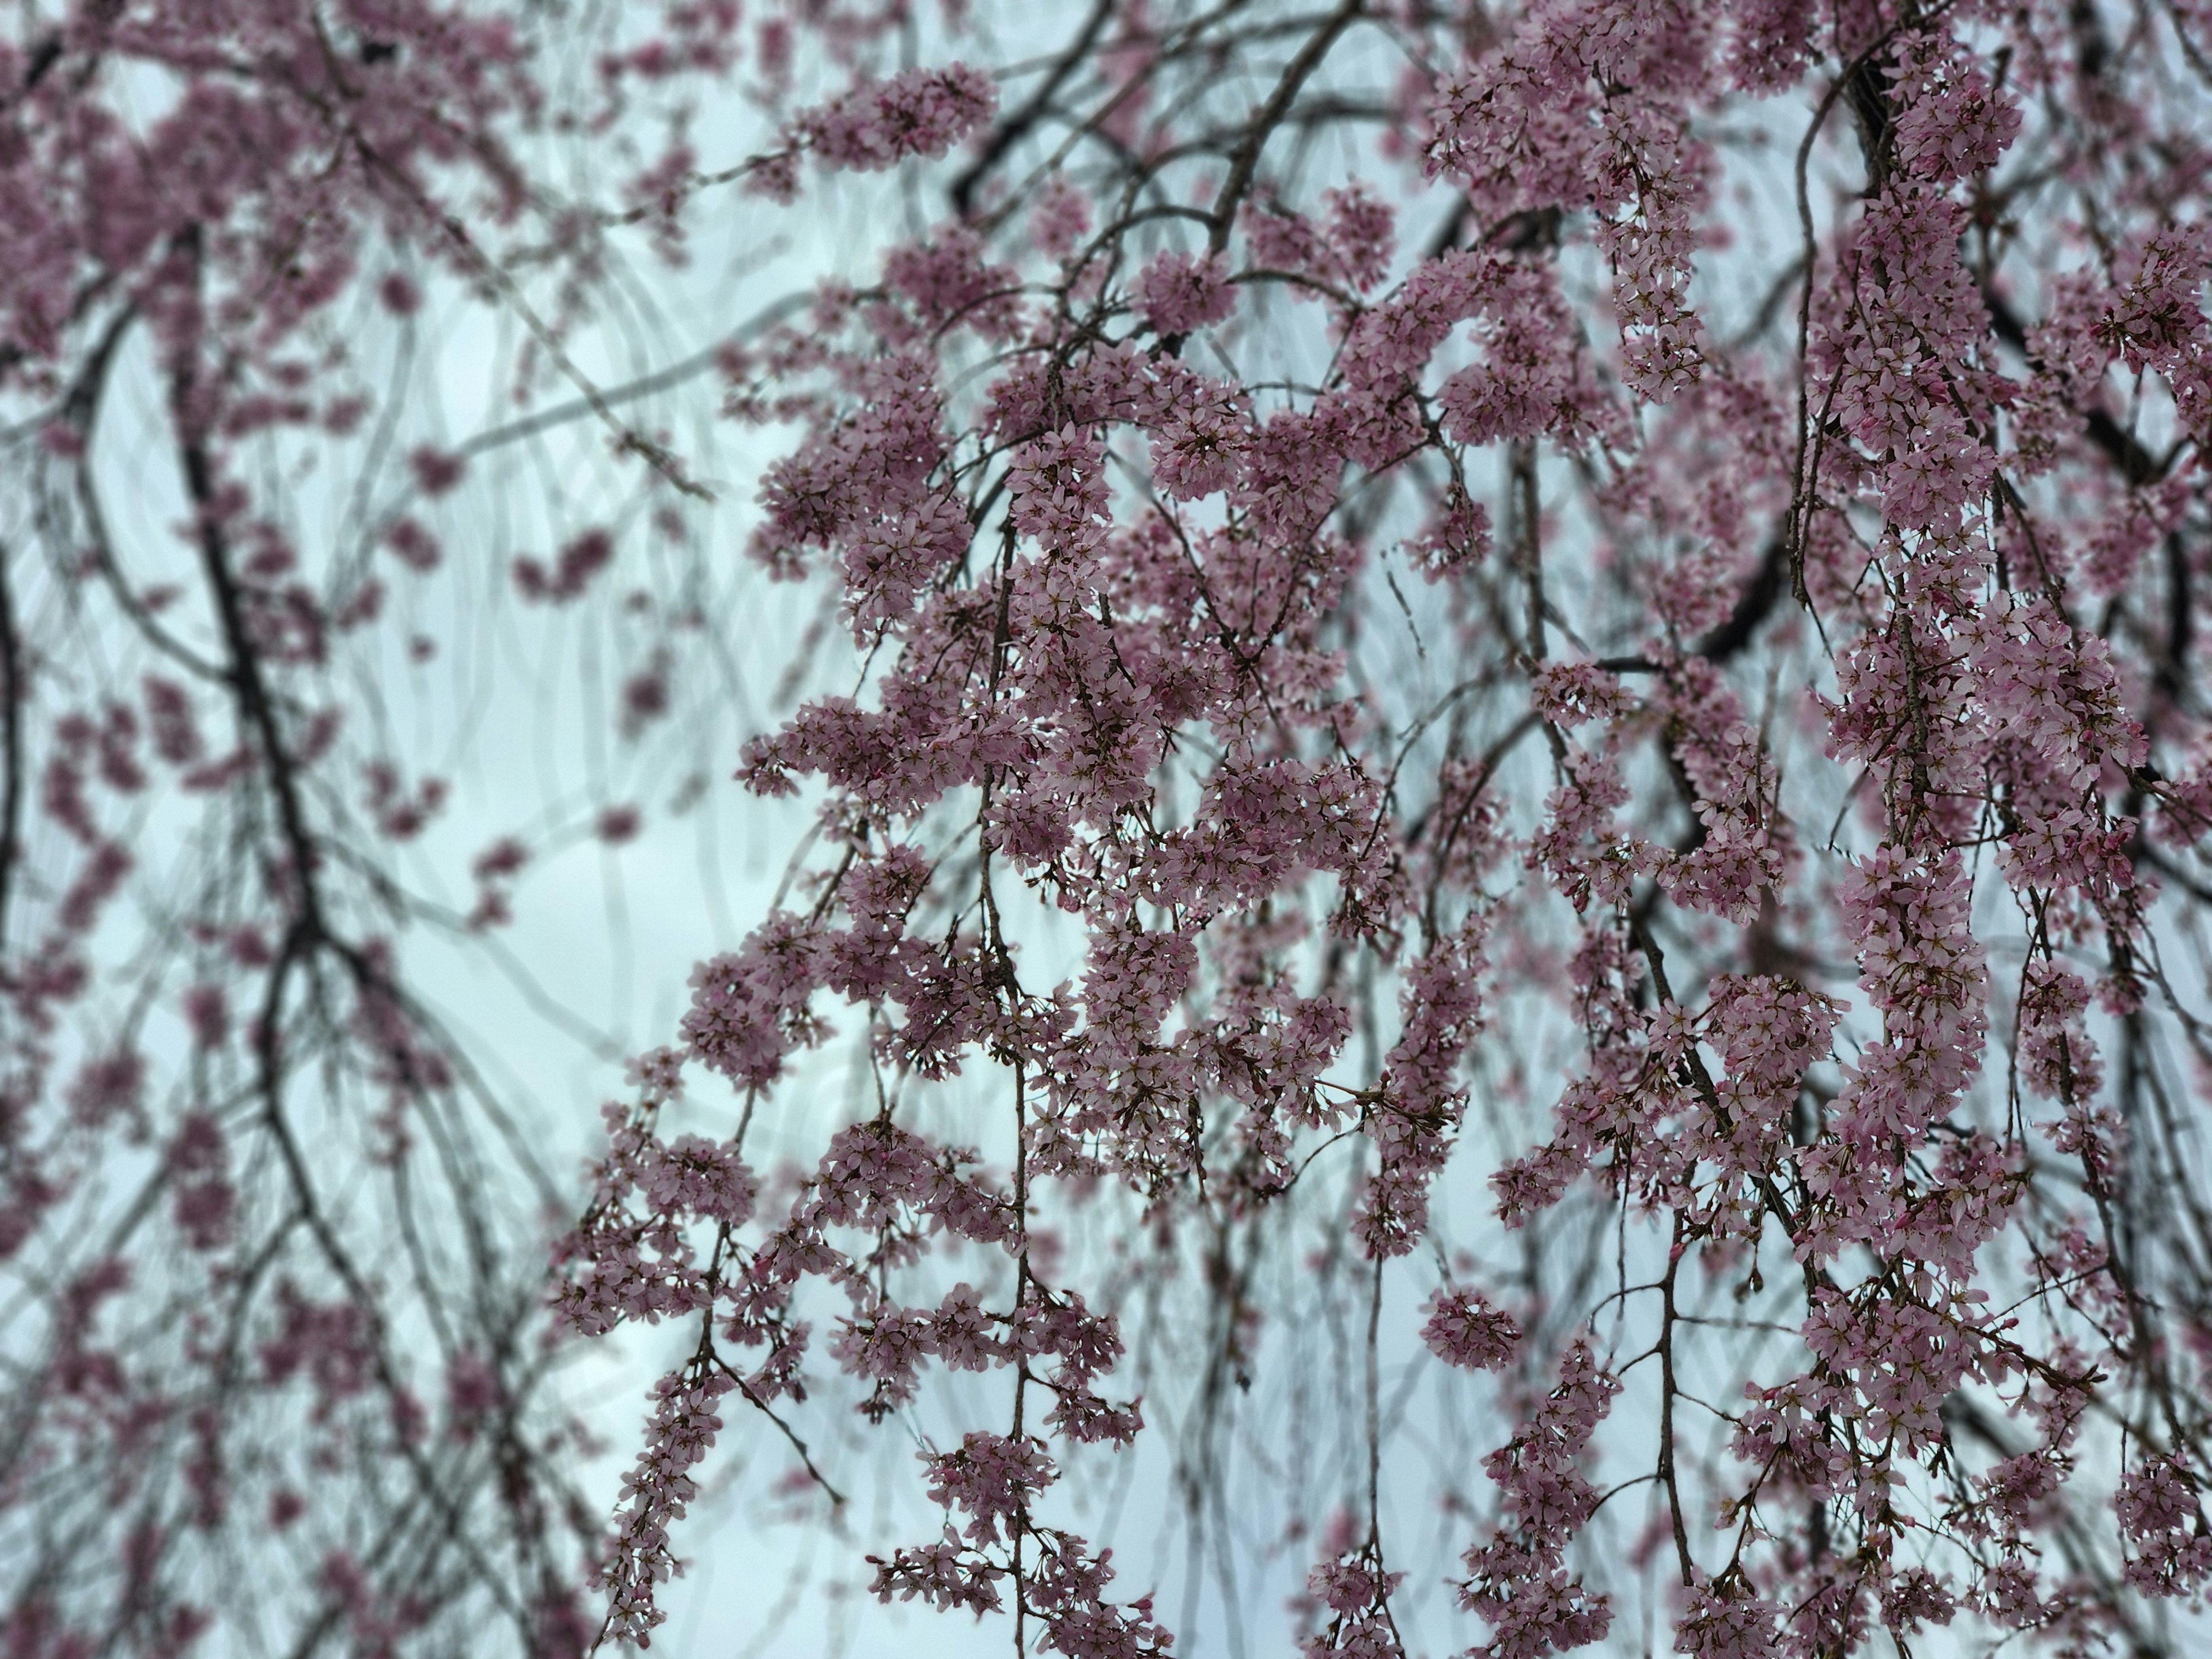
[6,0,2212,1656]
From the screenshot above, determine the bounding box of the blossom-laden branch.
[552,0,2212,1652]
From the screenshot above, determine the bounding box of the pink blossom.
[790,64,997,175]
[1420,1286,1520,1370]
[1134,250,1234,336]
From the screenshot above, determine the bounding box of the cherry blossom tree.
[0,2,778,1652]
[9,0,2212,1656]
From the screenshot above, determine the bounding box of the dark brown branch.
[1982,286,2166,485]
[950,0,1115,218]
[1207,0,1365,254]
[1694,537,1788,664]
